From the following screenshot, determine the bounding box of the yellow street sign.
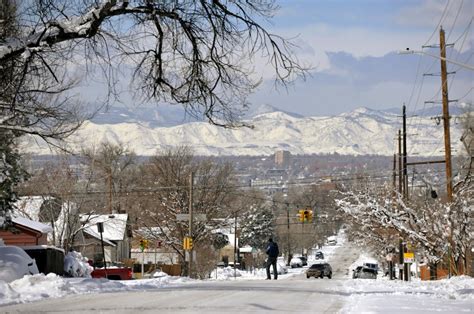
[403,252,415,263]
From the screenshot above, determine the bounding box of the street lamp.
[399,48,474,71]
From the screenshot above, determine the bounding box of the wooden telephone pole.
[402,105,408,200]
[398,130,403,195]
[439,27,454,203]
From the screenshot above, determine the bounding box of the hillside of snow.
[19,106,466,157]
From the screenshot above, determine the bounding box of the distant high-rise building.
[275,150,290,167]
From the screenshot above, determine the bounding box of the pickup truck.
[91,267,133,280]
[90,262,133,280]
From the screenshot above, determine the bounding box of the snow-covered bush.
[63,251,92,278]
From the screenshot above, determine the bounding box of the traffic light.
[298,209,305,222]
[139,239,148,251]
[299,209,313,222]
[183,237,193,250]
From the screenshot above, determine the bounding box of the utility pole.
[439,26,456,277]
[188,172,194,278]
[301,218,304,256]
[402,105,411,280]
[397,129,406,281]
[402,105,408,200]
[392,154,396,193]
[439,27,454,203]
[286,203,291,266]
[234,212,238,279]
[108,167,113,214]
[398,130,403,195]
[399,237,404,280]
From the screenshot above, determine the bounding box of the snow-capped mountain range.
[20,104,469,157]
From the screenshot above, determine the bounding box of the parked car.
[0,245,39,282]
[306,263,332,279]
[352,266,377,279]
[315,251,324,260]
[298,256,308,266]
[327,236,337,245]
[290,257,303,268]
[363,262,378,272]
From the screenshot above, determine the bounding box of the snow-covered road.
[1,278,349,313]
[2,237,472,313]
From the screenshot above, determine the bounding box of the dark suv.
[306,263,332,279]
[315,251,324,260]
[298,256,308,266]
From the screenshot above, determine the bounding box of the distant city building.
[275,150,291,167]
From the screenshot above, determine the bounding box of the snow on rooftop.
[14,196,48,221]
[81,214,128,242]
[12,216,52,234]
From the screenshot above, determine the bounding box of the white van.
[327,236,337,245]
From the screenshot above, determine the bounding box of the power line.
[423,0,451,46]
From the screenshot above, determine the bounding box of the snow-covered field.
[1,233,472,313]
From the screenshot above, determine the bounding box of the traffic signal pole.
[188,172,194,278]
[301,218,304,256]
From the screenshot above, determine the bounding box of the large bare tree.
[81,141,136,214]
[135,146,237,276]
[0,0,306,226]
[1,0,306,128]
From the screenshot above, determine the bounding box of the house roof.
[14,196,76,222]
[14,196,48,221]
[239,246,257,253]
[81,214,128,242]
[12,216,53,234]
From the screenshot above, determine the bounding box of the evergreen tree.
[0,0,26,229]
[240,205,275,250]
[0,135,25,228]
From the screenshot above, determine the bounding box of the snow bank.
[340,276,474,300]
[339,276,474,314]
[0,272,192,306]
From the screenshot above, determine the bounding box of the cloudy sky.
[248,0,473,116]
[79,1,473,119]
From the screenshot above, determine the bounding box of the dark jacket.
[266,241,279,258]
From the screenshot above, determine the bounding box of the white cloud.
[278,23,430,58]
[395,0,472,29]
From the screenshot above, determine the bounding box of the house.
[131,227,180,265]
[74,214,132,264]
[14,196,78,247]
[0,216,53,246]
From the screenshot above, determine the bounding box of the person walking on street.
[265,238,279,280]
